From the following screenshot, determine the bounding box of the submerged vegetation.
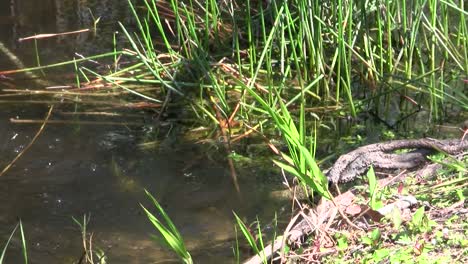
[0,0,467,263]
[141,190,193,264]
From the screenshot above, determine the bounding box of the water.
[1,1,466,263]
[0,1,284,263]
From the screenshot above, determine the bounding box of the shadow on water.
[0,1,285,263]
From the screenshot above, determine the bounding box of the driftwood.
[326,138,468,183]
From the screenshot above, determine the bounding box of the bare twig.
[0,105,54,177]
[18,29,90,42]
[10,118,144,126]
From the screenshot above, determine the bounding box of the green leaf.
[390,207,402,229]
[361,237,372,246]
[367,166,383,210]
[411,207,425,231]
[273,160,301,179]
[233,213,266,263]
[373,248,390,262]
[336,235,348,251]
[141,190,192,264]
[0,223,19,264]
[19,220,28,264]
[371,228,381,242]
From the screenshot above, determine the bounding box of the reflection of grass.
[141,190,192,264]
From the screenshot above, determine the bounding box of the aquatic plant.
[106,0,467,122]
[141,190,193,264]
[72,214,108,264]
[2,0,466,129]
[0,220,28,264]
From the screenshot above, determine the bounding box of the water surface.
[0,1,283,263]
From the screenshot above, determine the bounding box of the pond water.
[0,102,284,263]
[1,1,466,263]
[0,1,285,263]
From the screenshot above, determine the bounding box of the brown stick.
[211,98,241,194]
[10,118,144,126]
[18,29,90,42]
[0,105,54,177]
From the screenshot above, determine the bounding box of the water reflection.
[0,0,132,70]
[0,1,283,263]
[0,102,284,263]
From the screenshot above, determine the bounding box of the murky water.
[0,103,280,263]
[0,1,285,263]
[1,1,466,263]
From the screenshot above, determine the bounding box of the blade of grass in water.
[233,212,266,264]
[19,220,28,264]
[0,221,28,264]
[141,190,192,264]
[0,223,19,263]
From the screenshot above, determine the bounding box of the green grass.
[72,214,107,264]
[141,190,192,264]
[0,220,28,264]
[1,0,467,262]
[233,213,268,264]
[322,155,467,263]
[103,0,467,132]
[3,0,466,125]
